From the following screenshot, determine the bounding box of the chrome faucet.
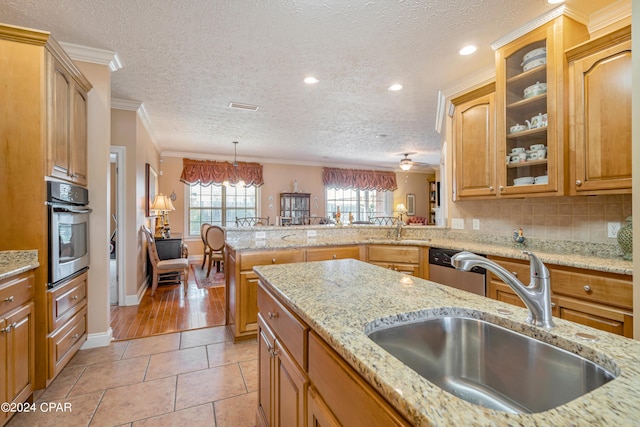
[451,251,555,328]
[396,220,404,239]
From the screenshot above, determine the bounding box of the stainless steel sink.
[367,315,616,413]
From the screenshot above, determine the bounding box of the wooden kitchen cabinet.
[567,25,632,195]
[46,44,90,186]
[305,245,361,262]
[452,83,497,199]
[494,15,588,197]
[47,271,87,381]
[257,286,309,427]
[227,247,305,342]
[486,256,632,338]
[0,272,35,426]
[366,245,424,277]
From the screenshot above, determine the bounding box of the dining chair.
[141,226,190,296]
[205,225,226,277]
[370,216,398,226]
[200,223,212,270]
[236,216,270,227]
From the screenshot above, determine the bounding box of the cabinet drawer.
[367,245,420,264]
[0,273,34,316]
[240,250,305,271]
[556,296,633,338]
[48,271,87,333]
[257,284,308,370]
[48,305,87,379]
[306,245,361,262]
[308,332,410,427]
[551,268,632,310]
[487,256,530,284]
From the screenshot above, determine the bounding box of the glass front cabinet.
[495,15,588,197]
[279,193,310,225]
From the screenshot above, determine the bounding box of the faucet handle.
[522,251,549,279]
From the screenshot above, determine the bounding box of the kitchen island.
[254,259,640,426]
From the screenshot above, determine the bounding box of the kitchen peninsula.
[254,259,640,426]
[224,225,633,342]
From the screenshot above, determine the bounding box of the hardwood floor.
[110,267,225,341]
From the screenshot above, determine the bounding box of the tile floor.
[7,326,257,427]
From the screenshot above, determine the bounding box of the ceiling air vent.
[228,102,259,111]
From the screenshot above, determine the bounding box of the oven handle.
[52,206,93,214]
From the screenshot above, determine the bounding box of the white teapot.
[526,113,547,129]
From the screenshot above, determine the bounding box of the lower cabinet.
[0,272,35,427]
[486,256,633,338]
[46,271,88,383]
[366,245,424,278]
[257,281,410,427]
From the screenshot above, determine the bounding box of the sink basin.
[367,315,616,413]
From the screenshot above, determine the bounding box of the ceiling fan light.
[399,158,412,171]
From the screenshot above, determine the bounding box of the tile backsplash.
[449,194,632,245]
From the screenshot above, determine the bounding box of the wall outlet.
[255,231,266,240]
[607,222,621,238]
[472,219,480,230]
[451,218,464,229]
[307,230,317,237]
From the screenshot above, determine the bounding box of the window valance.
[322,167,398,191]
[180,158,264,187]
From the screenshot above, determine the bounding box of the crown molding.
[490,5,587,51]
[111,99,159,152]
[588,0,631,34]
[111,98,142,111]
[59,42,123,71]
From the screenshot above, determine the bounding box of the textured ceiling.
[0,0,618,171]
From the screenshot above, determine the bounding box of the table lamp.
[396,203,407,223]
[151,194,176,237]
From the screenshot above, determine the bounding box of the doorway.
[110,146,125,306]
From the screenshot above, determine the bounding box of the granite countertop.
[0,250,39,281]
[226,234,633,276]
[254,259,640,426]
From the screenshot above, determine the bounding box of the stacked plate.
[522,47,546,72]
[513,176,534,186]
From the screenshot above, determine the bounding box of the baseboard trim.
[81,327,113,349]
[124,278,149,306]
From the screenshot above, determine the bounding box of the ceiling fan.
[398,153,430,171]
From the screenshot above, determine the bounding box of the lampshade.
[150,194,175,212]
[396,203,407,213]
[399,158,412,171]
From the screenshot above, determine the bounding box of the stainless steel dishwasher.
[428,247,486,296]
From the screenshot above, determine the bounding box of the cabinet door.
[48,56,72,181]
[274,339,308,427]
[453,90,496,199]
[257,314,275,427]
[239,272,260,336]
[6,302,34,405]
[569,31,631,195]
[308,386,341,427]
[70,85,88,186]
[0,318,6,425]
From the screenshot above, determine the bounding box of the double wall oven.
[47,181,92,289]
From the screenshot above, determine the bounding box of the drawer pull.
[511,271,518,277]
[332,254,337,259]
[2,322,17,333]
[71,333,80,340]
[268,311,279,319]
[576,180,583,186]
[71,295,79,300]
[4,296,14,302]
[551,302,556,308]
[272,258,276,264]
[583,285,592,292]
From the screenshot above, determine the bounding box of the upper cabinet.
[567,25,632,195]
[46,43,91,187]
[495,15,588,197]
[452,83,496,199]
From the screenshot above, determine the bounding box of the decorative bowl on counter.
[513,176,534,186]
[524,81,547,99]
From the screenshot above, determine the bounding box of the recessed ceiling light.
[547,0,564,4]
[388,84,403,91]
[459,45,478,56]
[304,76,319,84]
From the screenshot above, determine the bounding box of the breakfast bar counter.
[0,250,39,280]
[254,259,640,426]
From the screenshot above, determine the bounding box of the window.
[325,188,392,221]
[188,183,258,235]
